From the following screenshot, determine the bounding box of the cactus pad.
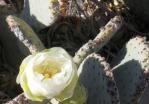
[111,36,149,104]
[20,0,59,32]
[78,53,120,104]
[73,16,122,66]
[6,15,45,54]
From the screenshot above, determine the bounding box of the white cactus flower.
[16,47,78,102]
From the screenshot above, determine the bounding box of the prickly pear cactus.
[78,53,120,104]
[20,0,59,32]
[6,15,45,53]
[73,16,122,66]
[111,36,149,104]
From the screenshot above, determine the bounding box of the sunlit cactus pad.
[20,0,59,31]
[111,36,149,104]
[73,16,122,66]
[78,53,120,104]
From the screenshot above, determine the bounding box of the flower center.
[41,65,58,79]
[34,64,59,80]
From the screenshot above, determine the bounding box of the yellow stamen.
[34,64,59,80]
[44,73,50,79]
[40,65,58,79]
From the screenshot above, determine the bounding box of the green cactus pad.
[6,15,45,54]
[78,53,120,104]
[111,36,149,104]
[20,0,59,32]
[61,83,87,104]
[73,16,122,67]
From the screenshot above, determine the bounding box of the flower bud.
[16,47,78,102]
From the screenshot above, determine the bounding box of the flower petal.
[16,54,33,84]
[54,62,78,101]
[16,54,44,101]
